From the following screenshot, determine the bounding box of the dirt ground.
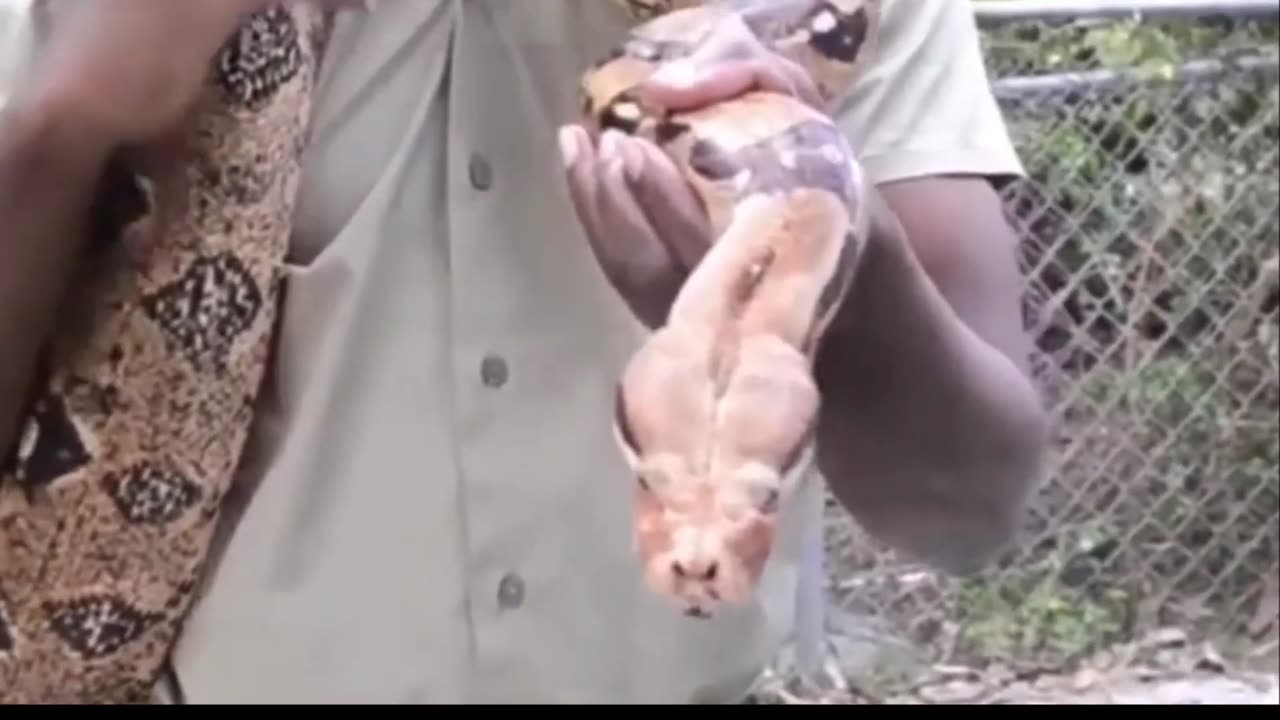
[750,659,1279,704]
[749,621,1279,705]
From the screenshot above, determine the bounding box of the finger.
[621,136,712,271]
[560,124,604,242]
[593,131,686,327]
[563,126,649,276]
[562,126,682,329]
[644,55,824,112]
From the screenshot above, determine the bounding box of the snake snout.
[653,534,756,616]
[671,556,718,582]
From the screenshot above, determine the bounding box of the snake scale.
[0,0,877,703]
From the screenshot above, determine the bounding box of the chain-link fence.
[812,0,1280,698]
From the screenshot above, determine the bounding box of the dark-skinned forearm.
[0,97,113,457]
[811,184,1049,574]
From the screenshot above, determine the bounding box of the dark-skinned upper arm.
[0,98,112,457]
[876,174,1033,375]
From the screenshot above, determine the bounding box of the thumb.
[640,13,759,110]
[639,14,823,112]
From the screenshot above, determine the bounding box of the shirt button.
[497,573,525,610]
[480,354,508,388]
[469,153,493,191]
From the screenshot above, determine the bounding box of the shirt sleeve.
[1,0,36,110]
[832,0,1026,185]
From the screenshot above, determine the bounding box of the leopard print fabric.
[0,4,334,703]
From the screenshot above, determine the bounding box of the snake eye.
[751,485,781,515]
[637,465,672,496]
[737,464,783,514]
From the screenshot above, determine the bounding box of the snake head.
[618,447,802,619]
[612,333,820,619]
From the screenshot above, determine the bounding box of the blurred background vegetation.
[819,0,1279,693]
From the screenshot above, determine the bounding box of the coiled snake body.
[0,0,877,703]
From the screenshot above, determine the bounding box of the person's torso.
[166,0,825,704]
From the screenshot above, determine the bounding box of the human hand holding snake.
[566,0,879,619]
[561,14,831,330]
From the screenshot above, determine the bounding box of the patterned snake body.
[582,0,879,619]
[0,3,333,703]
[0,0,879,703]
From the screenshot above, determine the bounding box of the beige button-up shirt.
[2,0,1023,704]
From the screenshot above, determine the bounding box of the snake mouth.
[684,605,712,619]
[681,583,724,619]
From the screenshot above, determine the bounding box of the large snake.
[583,0,878,620]
[0,0,877,703]
[0,2,335,703]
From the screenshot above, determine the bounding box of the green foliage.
[978,1,1280,77]
[954,552,1131,666]
[820,7,1277,681]
[941,7,1280,669]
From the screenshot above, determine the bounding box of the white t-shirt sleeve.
[1,0,37,110]
[833,0,1026,185]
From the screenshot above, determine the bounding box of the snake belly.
[0,4,332,703]
[586,0,880,618]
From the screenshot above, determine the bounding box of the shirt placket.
[444,0,546,698]
[441,1,771,703]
